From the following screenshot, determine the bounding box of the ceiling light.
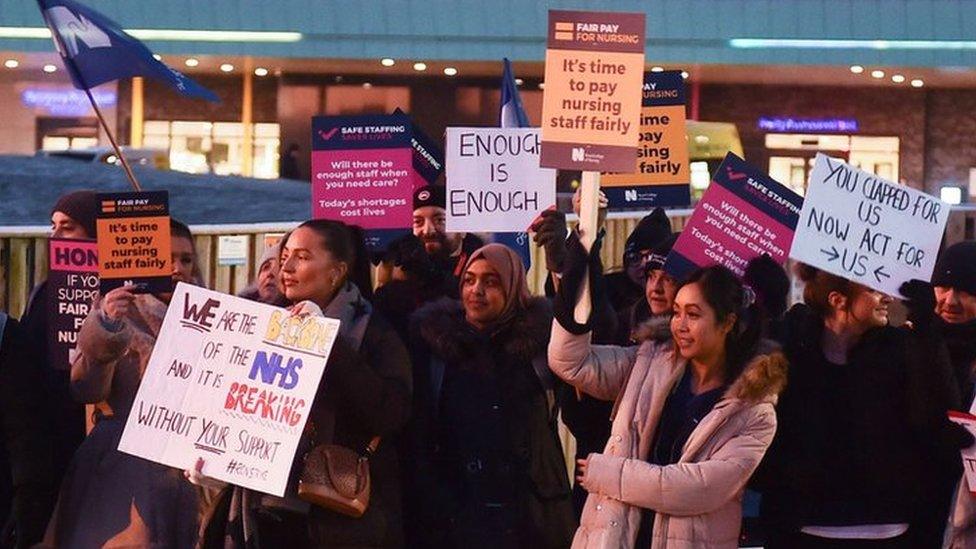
[0,27,305,42]
[871,69,885,78]
[538,82,545,90]
[891,74,905,83]
[362,82,372,89]
[185,58,199,67]
[3,59,18,69]
[651,66,664,72]
[42,64,56,73]
[911,78,924,88]
[220,63,234,72]
[443,67,458,76]
[380,58,395,67]
[850,65,864,74]
[729,38,976,50]
[152,54,162,61]
[413,62,427,71]
[515,78,524,86]
[254,67,268,77]
[681,71,690,79]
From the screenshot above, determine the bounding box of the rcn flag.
[37,0,218,102]
[495,58,532,269]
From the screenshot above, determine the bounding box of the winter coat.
[549,318,787,549]
[404,296,576,549]
[303,310,413,548]
[42,294,201,549]
[758,304,950,539]
[19,281,87,487]
[0,314,56,547]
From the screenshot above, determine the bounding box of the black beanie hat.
[625,207,672,260]
[645,233,679,274]
[51,190,99,238]
[744,254,791,319]
[413,185,446,210]
[932,241,976,295]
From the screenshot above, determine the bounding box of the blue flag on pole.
[495,58,532,269]
[36,0,218,102]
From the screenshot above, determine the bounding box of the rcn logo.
[571,147,585,162]
[625,190,638,202]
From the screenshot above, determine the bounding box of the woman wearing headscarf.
[41,219,205,548]
[404,243,576,548]
[194,219,411,548]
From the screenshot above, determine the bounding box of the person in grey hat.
[238,237,288,307]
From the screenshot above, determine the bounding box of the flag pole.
[83,87,142,192]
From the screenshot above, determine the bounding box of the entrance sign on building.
[96,190,171,294]
[118,282,339,497]
[446,127,556,232]
[665,153,802,279]
[540,9,646,172]
[602,70,691,208]
[789,154,949,295]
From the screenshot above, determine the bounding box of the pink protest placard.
[311,114,415,230]
[665,153,803,279]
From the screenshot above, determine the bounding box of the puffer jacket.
[548,319,787,549]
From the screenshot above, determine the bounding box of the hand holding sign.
[789,155,950,295]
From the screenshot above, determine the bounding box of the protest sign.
[665,153,802,279]
[446,127,556,232]
[118,282,339,496]
[540,9,646,172]
[311,113,414,230]
[393,108,444,187]
[948,411,976,493]
[96,191,171,294]
[602,70,691,208]
[46,238,98,371]
[312,113,415,252]
[789,154,950,295]
[217,235,249,267]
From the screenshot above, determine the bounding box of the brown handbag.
[297,437,381,518]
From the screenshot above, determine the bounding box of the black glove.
[531,209,568,274]
[899,279,937,333]
[552,230,606,335]
[386,234,435,279]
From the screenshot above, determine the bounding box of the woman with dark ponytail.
[549,262,787,548]
[193,219,412,548]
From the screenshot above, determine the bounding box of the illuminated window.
[144,120,280,178]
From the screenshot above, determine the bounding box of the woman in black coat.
[195,220,412,548]
[758,265,960,548]
[403,243,576,549]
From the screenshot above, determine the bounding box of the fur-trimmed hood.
[722,339,788,404]
[411,296,552,364]
[631,314,672,344]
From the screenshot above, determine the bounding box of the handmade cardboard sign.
[96,191,171,294]
[789,154,950,295]
[602,70,691,208]
[540,9,646,172]
[46,238,98,371]
[446,127,556,232]
[665,153,802,279]
[948,411,976,493]
[118,282,339,496]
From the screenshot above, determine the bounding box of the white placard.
[949,411,976,493]
[446,127,556,232]
[789,154,950,295]
[217,235,249,266]
[118,282,339,496]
